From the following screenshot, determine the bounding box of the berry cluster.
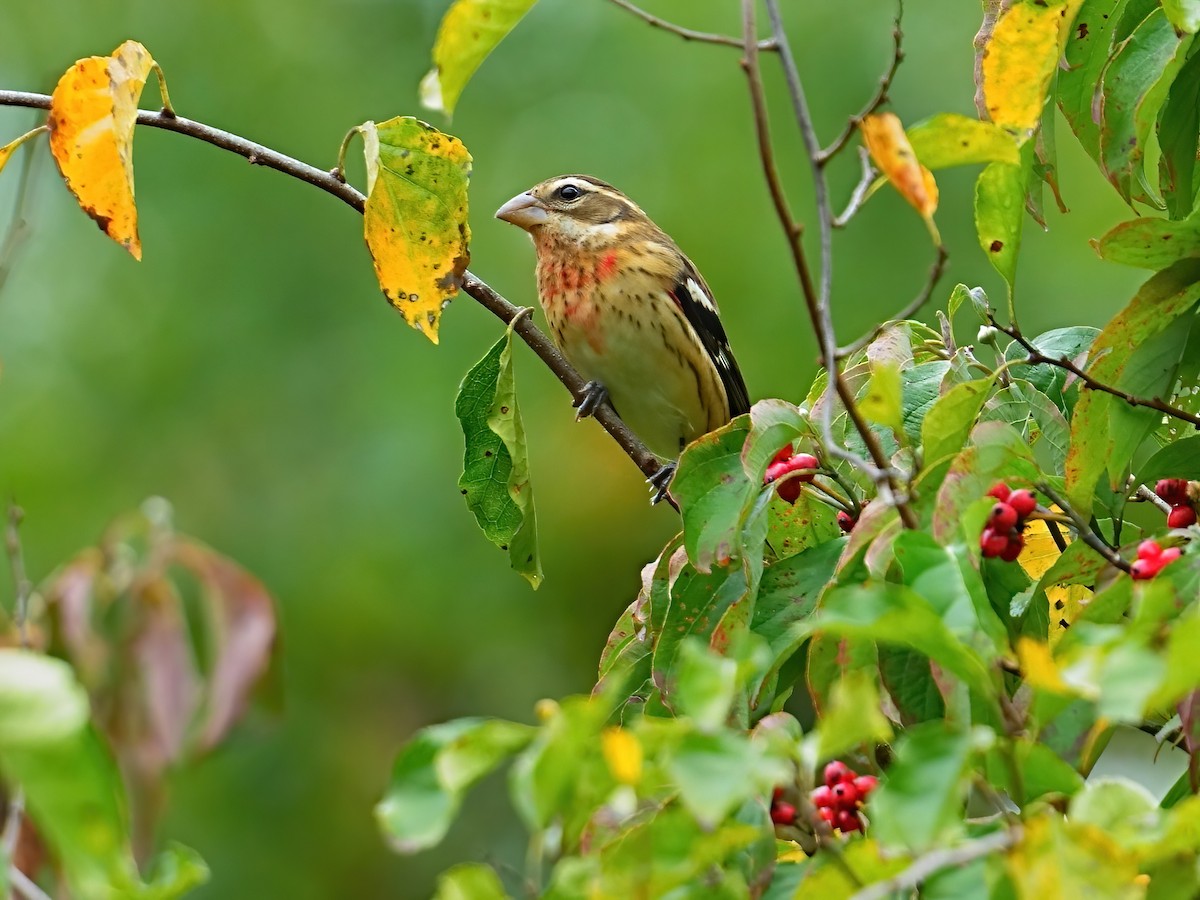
[980,483,1037,561]
[764,446,819,504]
[809,761,877,834]
[1156,479,1197,529]
[1131,539,1183,581]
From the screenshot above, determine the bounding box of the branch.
[605,0,776,50]
[0,90,672,498]
[749,0,918,529]
[991,316,1200,431]
[838,244,948,358]
[819,0,905,165]
[2,503,31,887]
[1038,483,1132,574]
[832,147,877,229]
[849,827,1020,900]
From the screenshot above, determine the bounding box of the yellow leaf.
[860,113,940,240]
[421,0,539,117]
[47,40,157,260]
[1017,637,1070,693]
[1018,511,1093,646]
[362,117,472,344]
[601,726,642,785]
[0,126,47,177]
[981,0,1085,137]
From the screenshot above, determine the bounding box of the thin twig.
[0,118,44,297]
[751,0,917,529]
[992,317,1200,431]
[604,0,776,50]
[837,245,948,359]
[849,828,1020,900]
[833,147,877,228]
[819,0,905,165]
[1038,483,1131,574]
[1134,484,1172,514]
[9,868,50,900]
[0,90,672,500]
[2,504,31,888]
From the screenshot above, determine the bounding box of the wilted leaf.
[907,113,1020,170]
[47,40,159,259]
[362,117,471,343]
[861,113,940,240]
[376,718,535,853]
[455,326,542,587]
[420,0,539,117]
[172,538,278,752]
[981,0,1084,136]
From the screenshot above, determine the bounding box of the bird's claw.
[647,462,677,505]
[573,381,609,421]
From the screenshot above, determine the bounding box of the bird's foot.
[647,462,677,505]
[573,380,610,421]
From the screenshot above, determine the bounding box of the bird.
[495,175,750,502]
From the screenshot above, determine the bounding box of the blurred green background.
[0,1,1146,896]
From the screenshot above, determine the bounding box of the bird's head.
[495,175,648,250]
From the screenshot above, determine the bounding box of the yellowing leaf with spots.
[860,113,940,243]
[421,0,539,117]
[47,40,159,260]
[1019,511,1093,646]
[981,0,1084,137]
[362,117,472,344]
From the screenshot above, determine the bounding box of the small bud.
[977,325,998,346]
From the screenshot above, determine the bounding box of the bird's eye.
[556,184,583,202]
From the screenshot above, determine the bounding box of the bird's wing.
[668,264,751,418]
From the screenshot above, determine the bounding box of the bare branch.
[991,316,1200,431]
[605,0,776,50]
[838,245,948,358]
[850,828,1020,900]
[9,868,50,900]
[833,147,877,229]
[820,0,905,165]
[753,0,918,529]
[0,90,673,500]
[1038,483,1132,574]
[2,503,31,884]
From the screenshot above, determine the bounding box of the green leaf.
[907,113,1021,169]
[455,327,543,588]
[376,717,535,852]
[947,283,991,322]
[985,739,1085,802]
[1098,6,1192,201]
[1059,0,1127,162]
[813,670,893,761]
[1094,210,1200,269]
[869,723,981,853]
[975,158,1028,294]
[434,863,510,900]
[0,650,205,899]
[879,646,946,725]
[1065,260,1200,515]
[1010,813,1144,898]
[1159,47,1200,218]
[741,399,809,481]
[933,421,1040,545]
[1003,326,1100,409]
[1164,0,1200,32]
[1138,435,1200,484]
[860,360,904,435]
[362,117,471,341]
[420,0,539,117]
[672,417,755,573]
[981,379,1071,474]
[674,639,739,732]
[922,379,992,465]
[666,730,788,827]
[901,360,952,444]
[790,839,909,898]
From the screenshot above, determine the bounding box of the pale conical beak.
[495,192,549,231]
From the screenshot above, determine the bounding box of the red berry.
[1137,539,1163,561]
[831,782,860,808]
[1160,547,1182,565]
[999,534,1024,563]
[810,785,835,809]
[764,461,789,484]
[1168,505,1197,528]
[837,510,855,533]
[787,453,819,484]
[772,786,785,803]
[770,801,797,825]
[1007,489,1037,519]
[987,482,1011,502]
[770,445,794,467]
[823,761,852,787]
[834,809,862,833]
[817,806,835,823]
[1157,479,1190,506]
[1131,558,1158,581]
[989,502,1018,532]
[980,527,1008,558]
[852,775,878,797]
[776,477,804,504]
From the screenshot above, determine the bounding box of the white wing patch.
[685,277,719,315]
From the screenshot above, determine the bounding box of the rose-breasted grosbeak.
[496,175,750,500]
